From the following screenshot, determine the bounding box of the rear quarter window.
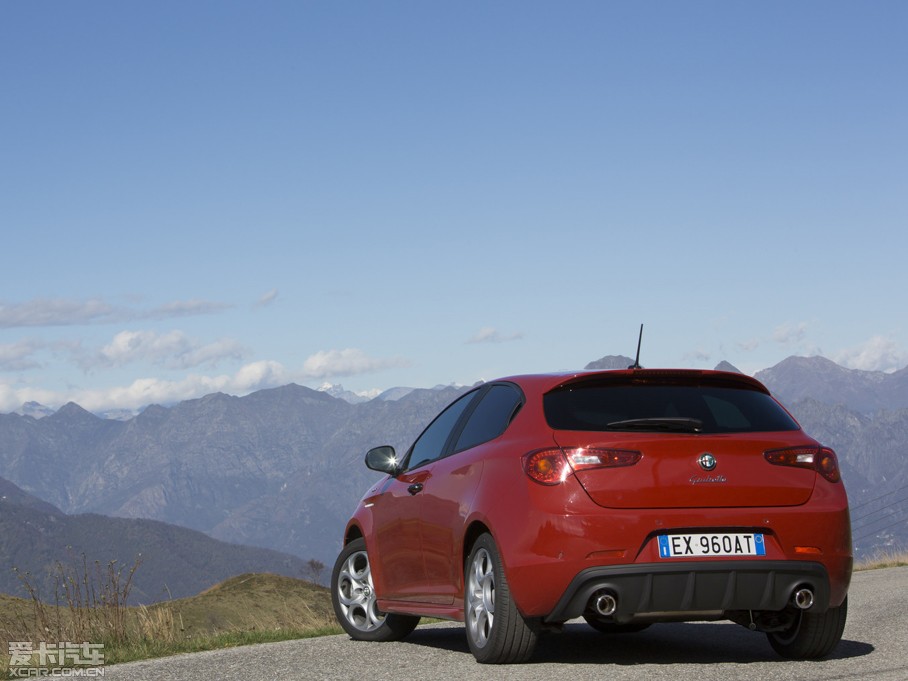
[454,383,523,452]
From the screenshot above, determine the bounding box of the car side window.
[405,391,477,470]
[454,383,523,452]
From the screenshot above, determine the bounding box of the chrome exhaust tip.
[793,588,815,610]
[593,591,618,617]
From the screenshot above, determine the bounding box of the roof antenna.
[629,324,644,370]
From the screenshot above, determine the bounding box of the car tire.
[767,596,848,659]
[464,533,538,664]
[582,615,651,634]
[331,537,420,642]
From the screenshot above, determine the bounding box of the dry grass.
[1,564,339,676]
[855,549,908,571]
[1,556,142,666]
[168,572,336,637]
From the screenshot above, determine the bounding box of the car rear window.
[544,380,799,434]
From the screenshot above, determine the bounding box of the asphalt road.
[105,566,906,681]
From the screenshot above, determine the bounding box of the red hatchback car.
[331,369,852,664]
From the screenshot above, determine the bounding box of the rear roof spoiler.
[552,369,771,395]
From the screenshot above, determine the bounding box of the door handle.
[407,483,424,495]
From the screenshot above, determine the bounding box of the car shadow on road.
[404,621,874,665]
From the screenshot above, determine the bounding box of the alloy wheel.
[466,547,496,647]
[335,549,385,632]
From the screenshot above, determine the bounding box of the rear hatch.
[544,370,818,509]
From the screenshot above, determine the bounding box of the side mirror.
[365,445,400,475]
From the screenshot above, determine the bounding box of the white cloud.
[0,360,290,413]
[0,298,118,328]
[143,299,232,320]
[683,349,711,363]
[235,360,287,388]
[0,297,231,329]
[93,364,280,412]
[177,338,247,369]
[0,384,18,411]
[772,322,809,345]
[833,336,908,373]
[301,348,410,379]
[736,339,760,352]
[0,382,74,413]
[90,330,247,370]
[254,289,279,308]
[0,348,409,414]
[466,327,524,344]
[0,339,44,371]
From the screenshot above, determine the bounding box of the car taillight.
[522,449,570,485]
[764,446,841,483]
[564,447,642,472]
[522,447,642,485]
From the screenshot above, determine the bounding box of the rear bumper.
[543,560,831,623]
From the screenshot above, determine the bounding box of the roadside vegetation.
[1,558,339,677]
[855,549,908,571]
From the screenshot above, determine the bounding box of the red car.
[331,369,852,664]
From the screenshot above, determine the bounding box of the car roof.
[494,369,771,397]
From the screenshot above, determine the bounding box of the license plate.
[658,533,766,558]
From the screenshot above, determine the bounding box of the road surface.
[104,565,906,681]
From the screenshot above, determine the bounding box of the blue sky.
[1,1,906,413]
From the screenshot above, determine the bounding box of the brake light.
[522,447,642,485]
[522,449,570,485]
[764,446,841,483]
[816,447,842,483]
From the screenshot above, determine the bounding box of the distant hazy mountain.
[12,385,428,416]
[376,386,417,401]
[13,401,55,419]
[585,355,745,374]
[755,355,908,414]
[316,383,380,404]
[96,408,143,421]
[584,355,635,370]
[0,477,311,602]
[0,384,467,573]
[0,476,62,514]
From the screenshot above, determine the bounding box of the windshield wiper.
[605,417,703,433]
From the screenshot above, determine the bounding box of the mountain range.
[755,355,908,413]
[0,384,463,601]
[1,355,906,602]
[0,476,312,602]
